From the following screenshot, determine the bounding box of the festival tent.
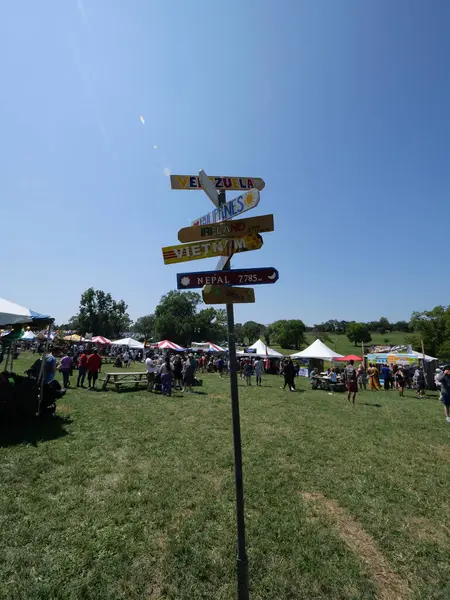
[64,334,84,342]
[290,339,344,360]
[390,349,437,363]
[191,342,226,352]
[155,340,185,351]
[0,298,51,327]
[111,337,144,349]
[207,342,226,352]
[91,336,111,344]
[237,339,284,358]
[335,354,362,362]
[21,330,36,341]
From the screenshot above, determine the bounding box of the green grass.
[1,352,449,599]
[271,330,411,357]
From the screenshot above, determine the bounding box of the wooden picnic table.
[102,372,148,392]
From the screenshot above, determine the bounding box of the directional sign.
[170,174,265,192]
[178,214,274,243]
[191,188,260,227]
[177,268,279,289]
[216,254,232,271]
[199,169,220,207]
[202,285,255,305]
[162,233,263,265]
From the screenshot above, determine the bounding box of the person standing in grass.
[60,352,73,388]
[357,364,367,391]
[244,360,252,386]
[255,358,264,386]
[282,359,296,391]
[416,368,426,398]
[396,367,406,397]
[77,350,88,388]
[440,367,450,422]
[159,356,173,396]
[87,348,102,390]
[344,359,358,403]
[367,363,381,390]
[381,363,391,390]
[217,356,224,377]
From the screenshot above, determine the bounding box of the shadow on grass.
[362,402,382,408]
[0,415,72,448]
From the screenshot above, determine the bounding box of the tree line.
[59,288,450,358]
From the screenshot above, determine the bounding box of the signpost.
[177,267,279,289]
[191,188,260,226]
[178,214,274,243]
[202,285,255,305]
[162,234,263,265]
[164,171,277,600]
[199,169,220,207]
[170,174,265,191]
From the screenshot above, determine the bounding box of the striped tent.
[156,340,185,351]
[91,336,111,344]
[207,342,226,352]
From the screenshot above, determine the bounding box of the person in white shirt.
[145,354,157,391]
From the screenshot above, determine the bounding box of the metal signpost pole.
[219,189,249,600]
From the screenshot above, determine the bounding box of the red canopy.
[91,336,111,344]
[335,354,362,362]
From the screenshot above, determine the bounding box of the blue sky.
[2,0,450,327]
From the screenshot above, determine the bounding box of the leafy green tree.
[154,291,200,345]
[378,317,391,333]
[72,288,131,338]
[410,306,450,357]
[234,323,244,345]
[393,320,410,332]
[269,319,306,350]
[242,321,264,345]
[133,314,155,340]
[346,322,372,346]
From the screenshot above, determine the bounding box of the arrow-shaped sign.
[199,169,220,207]
[178,214,274,243]
[170,174,265,191]
[202,285,255,305]
[161,233,263,265]
[177,267,279,289]
[191,188,260,227]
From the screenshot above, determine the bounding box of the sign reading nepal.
[191,188,260,227]
[177,268,279,289]
[170,174,265,191]
[161,233,263,265]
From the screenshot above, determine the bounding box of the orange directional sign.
[162,233,263,265]
[178,214,274,243]
[202,285,255,305]
[170,174,265,192]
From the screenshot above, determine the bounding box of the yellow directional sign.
[170,174,265,191]
[178,214,274,243]
[202,285,255,305]
[162,234,263,265]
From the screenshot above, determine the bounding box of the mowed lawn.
[1,354,449,599]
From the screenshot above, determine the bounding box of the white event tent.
[237,339,284,359]
[111,337,144,349]
[290,338,344,360]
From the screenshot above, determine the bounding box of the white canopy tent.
[390,349,438,363]
[111,337,144,349]
[21,330,36,341]
[290,338,344,360]
[237,339,284,358]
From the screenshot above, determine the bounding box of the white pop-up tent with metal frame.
[237,339,284,359]
[290,338,344,360]
[111,337,145,349]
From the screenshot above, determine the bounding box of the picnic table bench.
[102,372,148,392]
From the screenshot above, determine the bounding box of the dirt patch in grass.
[408,516,449,545]
[300,492,411,600]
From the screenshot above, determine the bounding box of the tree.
[410,306,450,357]
[234,323,244,345]
[378,317,391,333]
[72,288,131,338]
[346,322,372,346]
[269,319,306,350]
[393,320,410,332]
[154,291,200,345]
[133,314,155,340]
[242,321,264,345]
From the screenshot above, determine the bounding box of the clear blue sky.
[2,0,449,326]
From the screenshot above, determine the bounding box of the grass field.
[1,352,449,599]
[271,331,411,357]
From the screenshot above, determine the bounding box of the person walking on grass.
[439,367,450,422]
[60,352,73,388]
[244,360,253,386]
[416,368,426,398]
[282,359,296,391]
[396,367,406,397]
[87,348,102,390]
[381,363,390,390]
[255,358,264,386]
[217,356,224,378]
[159,356,174,396]
[77,350,88,388]
[357,364,367,391]
[344,359,358,403]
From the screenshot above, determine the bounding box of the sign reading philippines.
[191,189,260,227]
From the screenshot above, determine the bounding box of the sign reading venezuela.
[170,174,265,191]
[191,189,260,227]
[162,233,263,265]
